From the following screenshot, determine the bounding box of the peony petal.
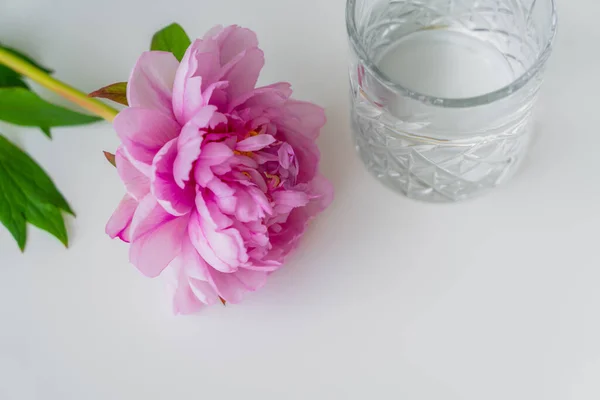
[173,106,218,188]
[207,179,237,214]
[188,196,248,273]
[282,134,320,183]
[220,48,264,100]
[229,82,292,113]
[279,100,327,140]
[127,51,179,117]
[114,107,180,165]
[179,236,212,282]
[277,142,295,170]
[214,25,259,66]
[116,148,150,200]
[167,259,206,315]
[151,139,195,216]
[106,195,138,242]
[129,196,189,278]
[272,190,310,214]
[173,39,221,124]
[198,142,234,165]
[233,188,263,223]
[305,175,335,216]
[235,268,269,291]
[236,134,276,152]
[206,268,268,304]
[173,123,202,189]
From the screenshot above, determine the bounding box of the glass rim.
[345,0,558,108]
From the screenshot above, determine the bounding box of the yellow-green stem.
[0,47,119,122]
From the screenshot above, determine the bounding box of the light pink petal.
[114,107,180,165]
[106,195,138,242]
[229,82,292,112]
[233,188,262,223]
[207,179,237,214]
[278,142,296,170]
[173,123,203,189]
[306,175,335,216]
[127,51,179,117]
[220,48,264,100]
[194,165,214,187]
[203,25,225,40]
[129,196,189,278]
[177,76,204,124]
[235,268,269,291]
[115,148,150,200]
[279,100,327,140]
[282,134,320,183]
[247,186,273,215]
[179,236,211,282]
[167,259,206,315]
[189,279,220,307]
[272,190,310,214]
[151,139,195,216]
[236,134,276,152]
[188,197,248,273]
[206,268,268,304]
[214,25,259,66]
[173,39,221,124]
[198,142,234,165]
[172,106,219,188]
[205,199,234,230]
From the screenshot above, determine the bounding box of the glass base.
[352,110,533,203]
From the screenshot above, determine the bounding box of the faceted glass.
[347,0,557,202]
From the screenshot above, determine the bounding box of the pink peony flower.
[106,25,333,314]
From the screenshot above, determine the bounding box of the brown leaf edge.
[89,82,128,106]
[103,151,116,167]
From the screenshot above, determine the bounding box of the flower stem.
[0,47,119,122]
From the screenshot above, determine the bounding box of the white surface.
[1,0,599,399]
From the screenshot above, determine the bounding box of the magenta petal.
[106,195,138,242]
[236,134,276,152]
[151,139,195,216]
[114,107,180,165]
[129,196,189,278]
[127,51,179,117]
[116,148,150,200]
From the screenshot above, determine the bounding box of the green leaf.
[0,88,101,136]
[89,82,128,106]
[0,135,72,250]
[0,43,53,74]
[0,65,28,89]
[151,23,191,61]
